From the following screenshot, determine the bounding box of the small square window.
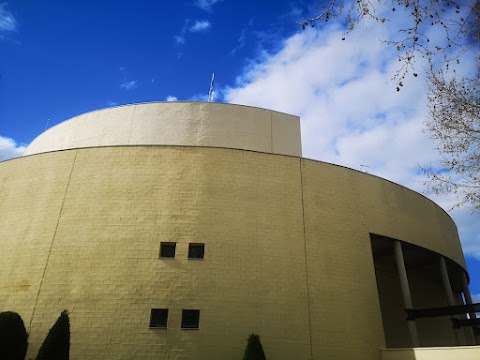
[160,242,176,258]
[181,309,200,329]
[150,309,169,328]
[188,243,204,259]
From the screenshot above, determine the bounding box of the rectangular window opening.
[188,243,205,259]
[150,309,169,328]
[160,242,176,258]
[181,309,200,329]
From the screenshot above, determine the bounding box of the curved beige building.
[0,102,478,359]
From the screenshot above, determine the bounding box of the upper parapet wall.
[23,102,302,157]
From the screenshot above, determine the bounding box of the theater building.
[0,102,478,359]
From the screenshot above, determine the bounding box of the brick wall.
[0,146,466,359]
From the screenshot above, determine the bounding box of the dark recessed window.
[181,309,200,329]
[160,242,176,258]
[150,309,169,328]
[188,243,204,259]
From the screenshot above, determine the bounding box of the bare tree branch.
[303,0,479,210]
[423,66,480,210]
[301,0,480,86]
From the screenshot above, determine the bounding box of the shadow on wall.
[370,234,469,348]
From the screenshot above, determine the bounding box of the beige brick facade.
[0,103,476,359]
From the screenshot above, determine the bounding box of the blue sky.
[1,0,479,300]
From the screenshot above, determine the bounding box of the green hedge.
[36,310,70,360]
[243,333,266,360]
[0,311,29,360]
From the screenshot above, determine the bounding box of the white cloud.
[175,19,211,45]
[230,20,254,55]
[166,96,178,101]
[175,35,185,45]
[0,3,17,33]
[0,135,25,161]
[120,80,137,91]
[189,20,211,32]
[194,0,222,12]
[224,18,480,259]
[189,92,209,102]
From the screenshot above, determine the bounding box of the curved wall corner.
[23,102,302,157]
[1,101,470,360]
[0,146,468,360]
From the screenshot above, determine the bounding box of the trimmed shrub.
[36,310,70,360]
[243,333,266,360]
[0,311,28,360]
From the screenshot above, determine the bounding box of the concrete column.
[439,256,462,345]
[456,291,476,345]
[461,272,477,345]
[394,241,420,347]
[462,272,477,319]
